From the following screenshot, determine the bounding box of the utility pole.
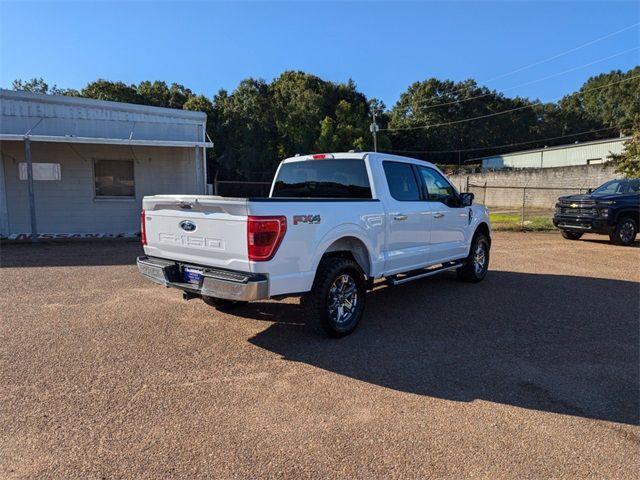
[370,109,379,152]
[24,137,38,241]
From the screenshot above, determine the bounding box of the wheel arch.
[614,208,639,225]
[321,236,372,277]
[475,221,491,246]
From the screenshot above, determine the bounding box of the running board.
[386,262,463,286]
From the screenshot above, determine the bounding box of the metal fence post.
[483,181,487,205]
[521,187,526,228]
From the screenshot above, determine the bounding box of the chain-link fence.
[467,183,592,230]
[211,180,272,197]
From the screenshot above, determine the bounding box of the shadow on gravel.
[245,271,640,425]
[0,241,142,268]
[579,238,640,247]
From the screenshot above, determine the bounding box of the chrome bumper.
[136,256,269,301]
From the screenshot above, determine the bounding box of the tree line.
[11,66,639,180]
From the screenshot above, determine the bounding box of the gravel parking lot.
[1,232,639,479]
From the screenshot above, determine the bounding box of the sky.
[1,1,638,108]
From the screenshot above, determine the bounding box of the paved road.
[1,233,638,478]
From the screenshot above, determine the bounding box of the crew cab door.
[381,161,432,275]
[415,166,469,262]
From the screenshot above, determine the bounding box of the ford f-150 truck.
[137,152,491,337]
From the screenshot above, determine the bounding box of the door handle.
[394,214,408,221]
[433,213,445,219]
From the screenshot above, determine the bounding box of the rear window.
[271,159,372,198]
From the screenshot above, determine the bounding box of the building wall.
[1,141,199,236]
[481,138,628,169]
[450,164,618,209]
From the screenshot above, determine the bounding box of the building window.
[19,162,61,181]
[94,159,135,198]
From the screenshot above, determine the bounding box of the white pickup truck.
[137,152,491,337]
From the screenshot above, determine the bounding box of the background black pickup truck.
[553,178,640,246]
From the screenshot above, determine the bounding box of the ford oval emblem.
[179,220,197,232]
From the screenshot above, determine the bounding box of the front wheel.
[610,217,637,246]
[561,230,583,240]
[457,233,490,283]
[302,257,366,337]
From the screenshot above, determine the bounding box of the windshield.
[271,159,372,198]
[592,179,640,196]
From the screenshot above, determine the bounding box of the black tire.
[302,257,366,338]
[561,230,583,240]
[457,233,490,283]
[201,296,247,311]
[609,217,638,246]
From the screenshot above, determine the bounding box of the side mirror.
[460,192,474,207]
[587,188,593,194]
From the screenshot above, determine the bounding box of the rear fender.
[311,224,379,279]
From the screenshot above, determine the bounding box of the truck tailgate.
[142,195,250,271]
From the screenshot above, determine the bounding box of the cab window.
[383,161,421,201]
[417,167,459,207]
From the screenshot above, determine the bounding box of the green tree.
[560,67,640,131]
[608,126,640,178]
[12,77,50,93]
[212,79,278,179]
[168,83,195,109]
[80,79,142,104]
[137,80,172,107]
[269,71,328,157]
[388,78,541,163]
[315,116,336,152]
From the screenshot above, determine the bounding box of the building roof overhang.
[0,133,212,148]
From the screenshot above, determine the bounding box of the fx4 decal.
[293,214,321,225]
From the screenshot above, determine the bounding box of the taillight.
[140,209,147,246]
[247,216,286,261]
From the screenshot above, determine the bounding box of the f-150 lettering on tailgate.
[158,233,225,250]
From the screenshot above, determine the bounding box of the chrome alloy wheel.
[473,242,487,275]
[619,220,635,244]
[328,274,358,325]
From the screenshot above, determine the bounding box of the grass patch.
[489,213,555,232]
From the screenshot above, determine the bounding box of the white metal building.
[479,136,629,170]
[0,89,212,240]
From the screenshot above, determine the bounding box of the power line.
[380,125,628,155]
[401,22,640,108]
[481,22,640,84]
[409,47,639,111]
[383,103,539,132]
[380,74,640,132]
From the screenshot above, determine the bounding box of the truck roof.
[281,152,437,169]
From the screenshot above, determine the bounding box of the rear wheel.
[457,233,490,283]
[561,230,583,240]
[610,217,637,246]
[202,296,247,311]
[302,257,366,338]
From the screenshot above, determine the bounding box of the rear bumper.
[136,256,269,301]
[552,215,613,234]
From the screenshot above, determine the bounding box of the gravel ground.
[1,232,638,479]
